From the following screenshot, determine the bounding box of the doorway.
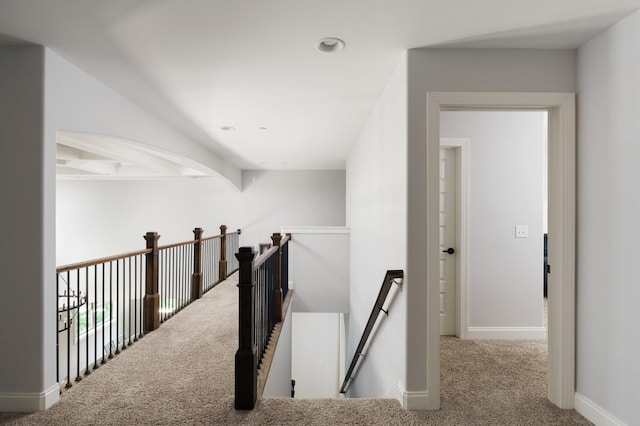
[440,111,548,340]
[425,92,575,410]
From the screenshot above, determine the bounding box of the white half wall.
[440,111,545,332]
[282,227,350,313]
[576,9,640,426]
[57,170,346,265]
[345,53,407,401]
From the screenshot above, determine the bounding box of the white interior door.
[439,147,457,335]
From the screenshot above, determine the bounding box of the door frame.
[439,139,470,339]
[426,92,575,409]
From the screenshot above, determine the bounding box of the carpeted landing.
[0,274,590,425]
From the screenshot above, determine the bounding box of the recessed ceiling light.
[259,126,267,130]
[316,37,345,53]
[220,126,236,131]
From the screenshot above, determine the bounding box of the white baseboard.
[0,384,59,412]
[575,393,627,426]
[378,381,437,411]
[467,327,546,340]
[403,389,433,410]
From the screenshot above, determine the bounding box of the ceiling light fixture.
[220,126,236,131]
[316,37,345,53]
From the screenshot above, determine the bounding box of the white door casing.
[439,147,457,335]
[424,92,575,410]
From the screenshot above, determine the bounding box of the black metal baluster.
[163,249,168,322]
[122,258,128,350]
[183,245,187,308]
[134,255,139,342]
[56,274,60,389]
[115,260,120,354]
[164,249,169,320]
[172,247,177,315]
[84,267,91,376]
[75,269,82,383]
[179,246,184,310]
[165,249,169,320]
[185,245,189,307]
[65,271,72,389]
[160,250,164,322]
[167,249,171,319]
[109,261,114,359]
[93,265,99,369]
[158,250,163,323]
[187,245,191,305]
[128,256,133,346]
[102,263,107,364]
[139,254,145,338]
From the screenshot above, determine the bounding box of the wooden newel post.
[271,233,283,322]
[219,225,228,282]
[143,232,160,333]
[192,227,204,300]
[235,247,257,409]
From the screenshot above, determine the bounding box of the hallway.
[0,275,589,425]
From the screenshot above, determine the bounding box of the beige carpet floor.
[0,275,590,425]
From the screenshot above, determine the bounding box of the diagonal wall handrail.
[340,269,403,394]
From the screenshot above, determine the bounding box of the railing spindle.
[65,271,72,388]
[101,264,106,364]
[127,257,132,346]
[115,260,121,355]
[75,269,82,383]
[109,262,114,360]
[93,265,99,370]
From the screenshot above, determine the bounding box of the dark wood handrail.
[56,249,152,273]
[158,239,198,251]
[253,245,278,269]
[58,232,234,273]
[339,269,403,394]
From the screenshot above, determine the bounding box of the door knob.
[442,247,455,255]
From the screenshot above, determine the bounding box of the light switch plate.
[515,225,528,238]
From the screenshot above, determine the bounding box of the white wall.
[407,48,575,407]
[283,228,350,313]
[440,111,545,332]
[345,53,407,401]
[291,313,341,398]
[576,10,640,425]
[57,170,346,265]
[0,46,58,411]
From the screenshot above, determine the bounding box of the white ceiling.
[2,0,640,173]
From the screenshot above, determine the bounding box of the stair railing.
[339,269,404,394]
[235,233,291,410]
[56,225,239,391]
